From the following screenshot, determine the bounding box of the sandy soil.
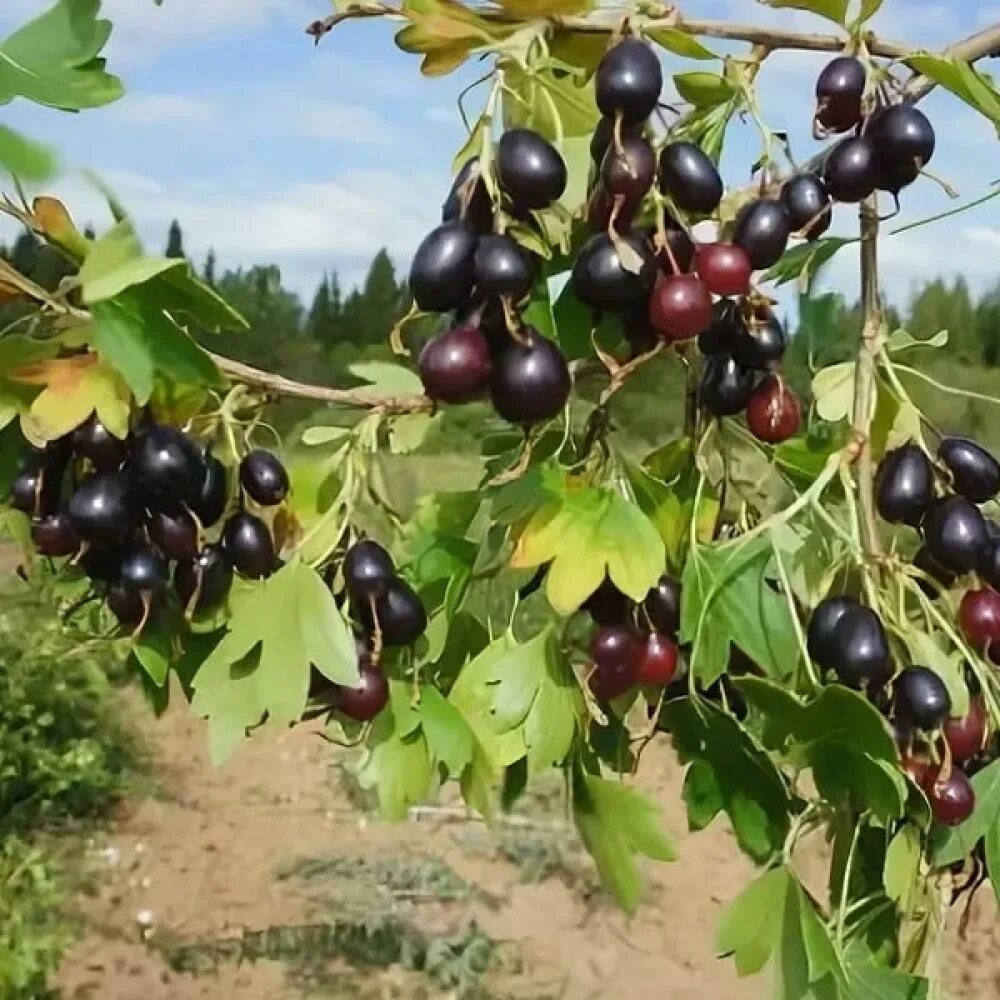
[56,692,997,1000]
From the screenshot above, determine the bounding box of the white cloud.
[291,103,396,145]
[107,94,219,125]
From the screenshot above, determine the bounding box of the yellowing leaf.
[17,355,130,445]
[32,196,90,259]
[496,0,594,16]
[513,483,665,615]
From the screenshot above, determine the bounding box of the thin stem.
[852,196,883,559]
[208,352,432,415]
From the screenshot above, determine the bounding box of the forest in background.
[5,217,1000,447]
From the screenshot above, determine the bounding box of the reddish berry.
[588,626,641,701]
[900,754,930,787]
[335,663,389,722]
[695,243,752,297]
[958,588,1000,654]
[648,274,713,343]
[922,766,976,826]
[943,698,989,763]
[636,632,678,687]
[746,376,801,443]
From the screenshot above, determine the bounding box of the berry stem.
[852,196,883,560]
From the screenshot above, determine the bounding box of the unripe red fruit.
[636,632,678,687]
[695,243,752,297]
[943,697,989,764]
[922,766,976,826]
[335,663,390,722]
[900,754,930,787]
[958,587,1000,653]
[746,376,801,443]
[648,274,713,343]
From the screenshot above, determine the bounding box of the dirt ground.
[56,690,999,1000]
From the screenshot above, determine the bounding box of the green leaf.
[301,425,350,447]
[571,766,677,913]
[389,412,439,454]
[883,826,921,911]
[448,627,581,776]
[884,328,948,354]
[647,28,716,60]
[91,289,222,404]
[985,818,1000,908]
[844,940,929,999]
[905,53,1000,134]
[152,266,248,331]
[132,619,172,687]
[858,0,884,21]
[191,560,359,763]
[512,476,665,615]
[419,684,474,778]
[717,867,789,976]
[0,125,56,180]
[737,679,907,823]
[0,0,123,110]
[812,362,855,424]
[932,758,1000,865]
[680,538,800,685]
[358,706,434,821]
[662,697,791,862]
[762,0,849,25]
[503,62,599,139]
[764,237,854,288]
[80,220,185,305]
[673,71,737,108]
[348,360,423,395]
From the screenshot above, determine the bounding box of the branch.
[852,197,883,559]
[904,22,1000,99]
[208,352,433,415]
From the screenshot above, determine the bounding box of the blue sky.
[0,0,998,311]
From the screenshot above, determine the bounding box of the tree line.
[4,217,1000,388]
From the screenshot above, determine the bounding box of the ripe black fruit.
[979,539,1000,591]
[364,577,427,646]
[490,329,571,425]
[409,221,477,313]
[10,468,45,516]
[175,544,233,613]
[924,496,988,573]
[149,508,199,561]
[699,355,758,417]
[647,220,696,275]
[72,416,127,472]
[732,199,791,270]
[831,605,891,687]
[595,38,663,125]
[698,300,739,357]
[814,56,865,133]
[442,156,493,234]
[240,450,290,507]
[119,544,168,597]
[80,545,122,583]
[807,595,858,669]
[68,473,138,547]
[601,134,656,201]
[623,305,659,358]
[823,137,879,203]
[335,662,390,722]
[572,232,655,311]
[658,141,723,215]
[642,575,681,635]
[193,452,228,527]
[895,666,951,731]
[31,513,79,557]
[419,324,493,405]
[496,128,567,211]
[938,437,1000,503]
[583,577,631,627]
[222,512,276,579]
[870,105,935,193]
[874,443,934,525]
[474,234,536,301]
[780,174,832,240]
[343,539,395,601]
[590,116,640,167]
[914,545,956,595]
[731,313,786,369]
[107,582,146,628]
[132,425,205,510]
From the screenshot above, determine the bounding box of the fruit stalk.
[853,196,883,559]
